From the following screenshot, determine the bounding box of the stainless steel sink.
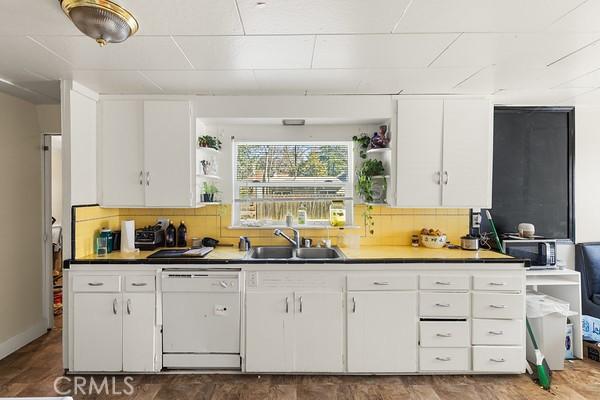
[247,246,344,260]
[296,247,342,259]
[248,246,295,259]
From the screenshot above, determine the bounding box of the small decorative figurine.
[371,125,390,148]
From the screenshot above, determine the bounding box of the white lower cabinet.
[347,291,418,373]
[472,346,524,372]
[73,292,123,371]
[419,347,470,372]
[71,273,157,372]
[245,291,343,373]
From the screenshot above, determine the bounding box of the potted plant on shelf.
[202,182,219,203]
[198,135,222,150]
[356,159,387,235]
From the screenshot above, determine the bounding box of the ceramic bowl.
[420,234,447,249]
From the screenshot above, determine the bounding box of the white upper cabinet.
[99,100,145,207]
[99,99,194,207]
[143,101,193,207]
[442,99,493,208]
[396,97,493,208]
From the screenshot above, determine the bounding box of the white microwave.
[502,239,557,269]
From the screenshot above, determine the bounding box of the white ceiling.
[3,0,600,104]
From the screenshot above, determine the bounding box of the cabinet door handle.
[488,330,504,335]
[490,358,506,363]
[299,296,303,313]
[435,303,450,307]
[139,170,143,185]
[435,171,441,185]
[490,304,506,309]
[352,297,357,313]
[436,333,452,337]
[126,299,132,315]
[489,282,506,286]
[435,281,451,285]
[112,298,118,315]
[435,356,451,361]
[373,281,390,286]
[285,297,289,313]
[131,282,147,287]
[443,171,449,185]
[88,282,104,287]
[146,171,150,186]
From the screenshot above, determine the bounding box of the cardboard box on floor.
[583,340,600,362]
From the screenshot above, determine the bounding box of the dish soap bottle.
[177,220,187,247]
[165,220,176,247]
[298,203,307,225]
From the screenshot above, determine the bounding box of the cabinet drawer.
[472,319,523,345]
[347,275,417,291]
[419,348,469,371]
[472,293,523,320]
[472,346,524,372]
[420,275,470,291]
[420,321,469,347]
[473,275,523,291]
[419,292,469,317]
[125,275,155,292]
[73,275,121,292]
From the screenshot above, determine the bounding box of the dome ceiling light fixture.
[59,0,139,47]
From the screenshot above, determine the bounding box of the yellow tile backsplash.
[74,205,470,259]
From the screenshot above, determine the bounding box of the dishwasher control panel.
[161,271,240,292]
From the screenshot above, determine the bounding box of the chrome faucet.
[273,228,300,249]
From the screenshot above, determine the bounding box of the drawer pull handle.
[126,299,132,315]
[488,330,504,335]
[352,297,357,313]
[373,281,390,286]
[285,297,289,313]
[435,356,451,361]
[299,296,303,313]
[112,298,118,315]
[490,304,506,309]
[435,281,451,285]
[435,303,450,307]
[436,333,453,337]
[131,282,148,287]
[490,358,506,363]
[489,282,506,286]
[88,282,104,286]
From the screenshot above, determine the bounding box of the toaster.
[135,224,166,250]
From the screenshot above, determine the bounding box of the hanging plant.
[198,135,222,150]
[356,159,386,235]
[363,205,375,235]
[352,133,371,159]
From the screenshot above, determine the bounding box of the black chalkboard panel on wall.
[481,107,574,240]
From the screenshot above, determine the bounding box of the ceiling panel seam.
[234,0,246,35]
[547,36,600,67]
[170,36,196,69]
[427,33,463,68]
[26,36,73,66]
[546,0,589,28]
[137,71,164,92]
[453,65,492,89]
[391,0,415,33]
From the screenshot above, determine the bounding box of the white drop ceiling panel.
[358,67,480,94]
[556,68,600,88]
[31,36,193,70]
[69,71,163,94]
[394,0,584,33]
[545,38,600,79]
[253,69,362,94]
[236,0,412,34]
[431,33,600,69]
[548,1,600,33]
[129,0,243,35]
[0,36,72,81]
[142,70,258,94]
[313,34,458,69]
[175,35,315,69]
[492,88,590,106]
[0,0,81,36]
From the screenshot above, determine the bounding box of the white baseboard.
[0,319,48,360]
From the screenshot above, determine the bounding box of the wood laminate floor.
[1,317,600,399]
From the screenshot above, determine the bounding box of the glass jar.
[329,201,346,227]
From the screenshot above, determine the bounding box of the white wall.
[36,104,61,133]
[0,92,47,358]
[575,107,600,243]
[61,81,98,259]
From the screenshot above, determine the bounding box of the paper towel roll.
[121,220,137,253]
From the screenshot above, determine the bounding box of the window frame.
[232,140,354,227]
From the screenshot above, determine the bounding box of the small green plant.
[352,133,371,159]
[202,182,219,202]
[198,135,222,150]
[356,159,385,203]
[363,205,375,235]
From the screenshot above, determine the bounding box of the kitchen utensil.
[238,236,251,251]
[460,235,480,251]
[420,234,447,249]
[518,223,536,238]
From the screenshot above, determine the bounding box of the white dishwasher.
[161,270,241,369]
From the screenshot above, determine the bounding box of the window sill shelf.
[228,225,361,230]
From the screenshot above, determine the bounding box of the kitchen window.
[233,141,354,227]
